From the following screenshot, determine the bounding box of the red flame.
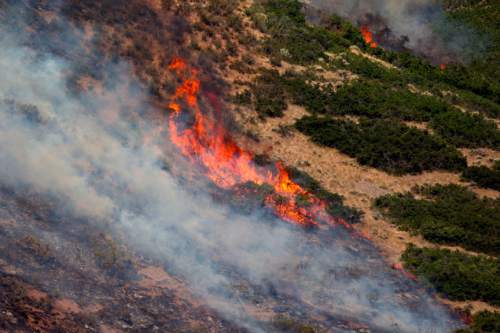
[167,57,344,228]
[440,63,447,71]
[361,26,378,49]
[391,263,417,281]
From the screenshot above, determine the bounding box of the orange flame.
[391,263,417,281]
[361,26,378,49]
[440,63,447,71]
[166,57,345,228]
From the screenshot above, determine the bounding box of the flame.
[391,263,417,281]
[440,63,447,71]
[166,57,344,228]
[361,26,378,49]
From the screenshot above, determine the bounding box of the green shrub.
[462,161,500,191]
[402,245,500,306]
[278,71,450,121]
[430,111,500,148]
[325,80,451,121]
[295,117,466,174]
[375,184,500,255]
[453,91,500,119]
[253,70,287,117]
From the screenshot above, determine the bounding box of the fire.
[391,263,417,281]
[440,63,447,71]
[167,57,343,228]
[361,26,378,49]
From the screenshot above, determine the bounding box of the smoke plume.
[0,9,463,333]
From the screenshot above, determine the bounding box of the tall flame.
[361,26,378,49]
[167,57,344,228]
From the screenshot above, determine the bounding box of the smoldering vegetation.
[306,0,486,64]
[0,4,462,333]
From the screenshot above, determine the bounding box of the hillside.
[0,1,498,332]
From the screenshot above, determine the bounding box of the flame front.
[361,26,378,49]
[167,57,343,228]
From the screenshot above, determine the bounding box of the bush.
[456,311,500,333]
[462,161,500,191]
[325,80,452,121]
[402,245,500,306]
[277,71,452,121]
[375,184,500,255]
[253,70,287,117]
[295,116,466,174]
[430,111,500,148]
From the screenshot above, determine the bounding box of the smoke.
[0,11,463,333]
[306,0,485,64]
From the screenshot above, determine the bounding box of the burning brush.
[167,57,347,229]
[360,25,378,49]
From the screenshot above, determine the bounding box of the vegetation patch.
[253,71,288,117]
[375,184,500,255]
[462,161,500,191]
[315,79,452,121]
[251,69,499,151]
[430,111,499,149]
[272,314,321,333]
[295,116,466,175]
[402,245,500,306]
[247,0,355,64]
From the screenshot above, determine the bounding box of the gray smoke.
[306,0,484,63]
[0,20,462,333]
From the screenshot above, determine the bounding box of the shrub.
[375,184,500,255]
[402,245,500,306]
[325,80,451,121]
[462,161,500,191]
[253,70,287,117]
[296,117,466,174]
[430,111,500,148]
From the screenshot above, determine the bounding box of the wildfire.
[167,57,342,228]
[440,63,447,71]
[361,26,378,49]
[391,263,417,281]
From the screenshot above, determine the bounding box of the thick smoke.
[0,18,462,333]
[307,0,484,63]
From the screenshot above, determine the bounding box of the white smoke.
[0,22,462,333]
